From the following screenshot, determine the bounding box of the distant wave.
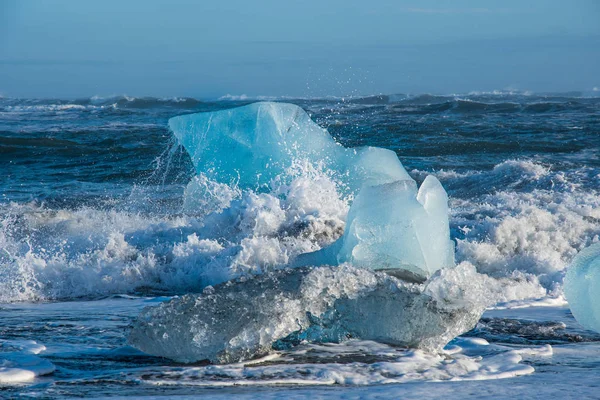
[0,96,204,113]
[388,99,596,114]
[88,95,203,109]
[1,90,598,112]
[216,90,600,103]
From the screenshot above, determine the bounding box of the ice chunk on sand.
[129,264,484,364]
[564,242,600,333]
[296,176,454,280]
[169,102,412,192]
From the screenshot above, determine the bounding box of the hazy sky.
[1,0,599,98]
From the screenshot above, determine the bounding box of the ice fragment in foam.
[0,340,55,384]
[564,242,600,333]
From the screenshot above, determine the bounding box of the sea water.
[2,92,600,398]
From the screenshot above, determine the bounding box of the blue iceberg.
[169,102,411,192]
[128,103,484,364]
[564,243,600,333]
[296,176,454,280]
[170,102,454,280]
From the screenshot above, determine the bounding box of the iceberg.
[169,102,412,193]
[130,102,483,364]
[129,265,484,364]
[170,102,454,280]
[295,176,454,280]
[564,243,600,333]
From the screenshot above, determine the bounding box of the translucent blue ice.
[130,265,484,364]
[296,176,455,280]
[169,102,411,192]
[170,102,454,280]
[564,243,600,333]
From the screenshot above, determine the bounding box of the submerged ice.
[129,262,544,364]
[0,340,55,384]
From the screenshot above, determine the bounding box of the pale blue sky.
[1,0,599,98]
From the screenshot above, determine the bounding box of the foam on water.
[2,161,578,303]
[408,160,600,294]
[0,167,348,302]
[455,189,600,292]
[137,339,551,387]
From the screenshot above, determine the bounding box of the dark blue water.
[2,93,599,206]
[2,92,600,295]
[2,92,600,397]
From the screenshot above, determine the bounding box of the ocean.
[1,92,600,398]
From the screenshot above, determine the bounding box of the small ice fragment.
[564,242,600,333]
[0,340,55,384]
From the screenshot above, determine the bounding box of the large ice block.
[169,102,412,192]
[564,243,600,333]
[171,102,454,280]
[129,265,483,364]
[296,176,455,280]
